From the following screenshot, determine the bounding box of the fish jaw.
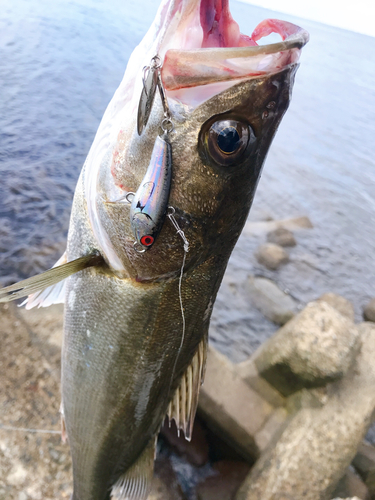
[162,19,308,97]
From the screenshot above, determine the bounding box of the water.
[1,0,374,363]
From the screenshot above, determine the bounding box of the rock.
[6,463,28,486]
[266,227,296,247]
[254,301,360,396]
[332,468,370,500]
[198,346,278,462]
[363,298,375,322]
[244,216,313,236]
[255,243,289,270]
[317,293,355,322]
[235,321,375,500]
[17,303,64,381]
[17,303,64,350]
[352,441,375,495]
[161,418,209,467]
[197,461,250,500]
[246,276,297,325]
[331,498,364,500]
[365,423,375,445]
[236,359,285,408]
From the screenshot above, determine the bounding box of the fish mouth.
[154,0,309,92]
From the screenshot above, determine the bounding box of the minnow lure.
[129,133,172,252]
[130,55,174,252]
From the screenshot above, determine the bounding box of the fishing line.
[166,207,190,435]
[168,206,189,353]
[177,249,187,351]
[0,424,60,434]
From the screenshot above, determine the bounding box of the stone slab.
[235,322,375,500]
[198,346,276,462]
[254,301,360,396]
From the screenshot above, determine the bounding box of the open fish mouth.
[147,0,309,97]
[162,17,309,90]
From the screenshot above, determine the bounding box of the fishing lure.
[129,134,172,252]
[130,55,175,253]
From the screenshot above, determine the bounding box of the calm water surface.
[1,0,374,361]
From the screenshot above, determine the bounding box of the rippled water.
[0,0,158,282]
[1,0,374,361]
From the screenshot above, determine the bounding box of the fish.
[0,1,308,499]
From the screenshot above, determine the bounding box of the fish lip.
[165,29,309,59]
[162,20,309,91]
[250,18,310,51]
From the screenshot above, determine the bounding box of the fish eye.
[204,119,255,167]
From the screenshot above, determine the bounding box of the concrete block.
[332,468,370,500]
[235,320,375,500]
[198,346,276,462]
[236,358,285,408]
[254,301,360,396]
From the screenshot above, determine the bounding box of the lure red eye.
[140,235,154,247]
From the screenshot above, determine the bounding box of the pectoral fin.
[0,252,103,304]
[22,252,68,309]
[111,438,156,500]
[167,336,207,441]
[22,279,67,309]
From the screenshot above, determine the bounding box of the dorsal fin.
[0,252,103,304]
[167,336,207,441]
[111,438,156,500]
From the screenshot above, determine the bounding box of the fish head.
[84,0,308,281]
